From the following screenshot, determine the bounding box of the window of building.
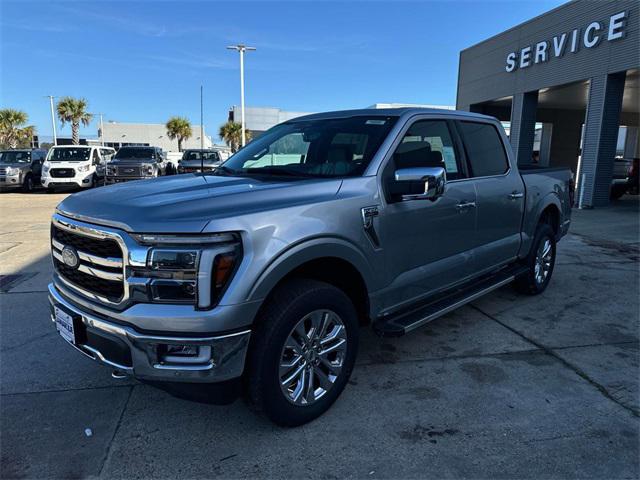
[458,122,509,177]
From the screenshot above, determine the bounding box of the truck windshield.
[183,151,219,163]
[0,151,31,164]
[115,147,157,161]
[219,116,398,178]
[47,147,91,162]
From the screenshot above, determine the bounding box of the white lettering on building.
[505,11,627,72]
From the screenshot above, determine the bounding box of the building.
[457,0,639,207]
[228,106,313,137]
[96,122,214,152]
[369,103,455,110]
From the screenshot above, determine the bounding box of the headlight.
[106,166,116,175]
[42,164,50,174]
[5,167,17,175]
[131,233,241,309]
[145,165,155,175]
[77,164,90,172]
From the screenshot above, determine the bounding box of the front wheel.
[515,223,556,295]
[22,175,34,192]
[246,279,359,426]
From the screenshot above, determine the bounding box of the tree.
[56,97,93,145]
[219,121,251,153]
[165,116,192,152]
[0,109,35,149]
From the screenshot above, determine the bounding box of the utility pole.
[226,44,256,147]
[46,95,57,145]
[200,85,204,151]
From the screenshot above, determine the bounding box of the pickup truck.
[105,146,167,184]
[0,149,46,192]
[48,108,573,426]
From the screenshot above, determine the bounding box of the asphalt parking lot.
[1,191,638,479]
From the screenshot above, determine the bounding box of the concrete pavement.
[1,191,638,479]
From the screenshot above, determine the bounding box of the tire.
[610,184,627,200]
[22,175,34,193]
[515,223,556,295]
[246,279,359,427]
[91,175,98,188]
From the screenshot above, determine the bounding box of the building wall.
[229,106,313,135]
[457,0,639,110]
[100,122,213,152]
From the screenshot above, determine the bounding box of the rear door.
[456,120,525,274]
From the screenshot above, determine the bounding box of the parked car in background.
[105,146,167,184]
[177,149,222,173]
[41,146,116,192]
[49,108,573,426]
[0,149,46,192]
[611,157,639,199]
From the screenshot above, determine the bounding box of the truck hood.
[56,173,343,233]
[0,163,29,169]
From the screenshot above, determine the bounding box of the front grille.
[0,168,6,175]
[51,224,125,302]
[50,168,75,178]
[53,258,124,301]
[53,226,121,257]
[116,165,142,177]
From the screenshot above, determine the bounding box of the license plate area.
[54,305,86,345]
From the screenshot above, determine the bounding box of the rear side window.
[459,122,509,177]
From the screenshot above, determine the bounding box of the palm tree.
[219,121,251,153]
[165,117,192,151]
[56,97,93,145]
[0,109,35,149]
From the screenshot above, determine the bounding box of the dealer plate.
[54,306,76,344]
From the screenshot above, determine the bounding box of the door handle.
[456,201,476,211]
[508,192,524,199]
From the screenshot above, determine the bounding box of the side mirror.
[392,166,446,201]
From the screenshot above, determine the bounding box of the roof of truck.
[288,107,495,123]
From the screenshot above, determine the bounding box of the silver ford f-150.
[49,108,573,425]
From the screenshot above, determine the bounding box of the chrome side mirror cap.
[393,166,446,201]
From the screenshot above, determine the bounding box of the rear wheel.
[515,223,556,295]
[246,279,358,426]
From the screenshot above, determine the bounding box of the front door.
[377,119,478,313]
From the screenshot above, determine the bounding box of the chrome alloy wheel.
[279,309,348,406]
[534,237,553,285]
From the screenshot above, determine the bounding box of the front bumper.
[0,174,22,189]
[42,175,92,189]
[48,283,251,383]
[105,176,154,184]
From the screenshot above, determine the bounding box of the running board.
[373,265,528,337]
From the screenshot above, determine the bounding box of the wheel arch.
[247,238,375,326]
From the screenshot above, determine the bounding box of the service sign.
[505,11,627,72]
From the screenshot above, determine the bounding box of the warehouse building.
[457,0,639,207]
[228,106,313,138]
[97,122,214,152]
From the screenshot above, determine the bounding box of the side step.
[373,265,528,337]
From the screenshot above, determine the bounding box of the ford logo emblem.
[61,246,79,269]
[124,168,134,173]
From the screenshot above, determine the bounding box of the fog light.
[157,344,212,365]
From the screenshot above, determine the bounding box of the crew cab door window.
[458,122,509,177]
[393,120,463,180]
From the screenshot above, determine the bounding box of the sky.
[1,0,566,143]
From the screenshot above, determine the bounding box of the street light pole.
[46,95,57,145]
[226,44,256,147]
